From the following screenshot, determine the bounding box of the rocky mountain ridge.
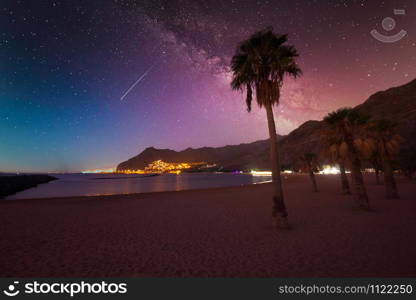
[117,79,416,171]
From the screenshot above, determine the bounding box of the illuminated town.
[117,160,207,174]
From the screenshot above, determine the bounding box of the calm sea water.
[6,173,271,200]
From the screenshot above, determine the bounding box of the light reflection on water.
[6,173,271,200]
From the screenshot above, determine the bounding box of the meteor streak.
[120,64,155,100]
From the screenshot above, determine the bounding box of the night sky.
[1,0,415,172]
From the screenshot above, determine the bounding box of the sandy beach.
[1,174,415,277]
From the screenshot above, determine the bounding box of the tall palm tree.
[230,28,301,228]
[324,108,370,210]
[321,134,351,194]
[366,119,401,198]
[300,153,319,192]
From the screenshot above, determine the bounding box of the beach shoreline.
[4,172,273,200]
[3,176,269,202]
[1,174,415,277]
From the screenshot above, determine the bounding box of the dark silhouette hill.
[117,79,416,171]
[117,138,281,171]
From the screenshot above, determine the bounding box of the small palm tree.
[399,147,416,179]
[324,108,370,209]
[369,150,382,185]
[299,153,319,192]
[231,28,301,228]
[321,134,351,194]
[366,119,401,198]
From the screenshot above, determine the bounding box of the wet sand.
[1,174,415,277]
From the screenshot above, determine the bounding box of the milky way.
[1,0,415,172]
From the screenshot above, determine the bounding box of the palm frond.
[246,84,253,112]
[230,28,302,110]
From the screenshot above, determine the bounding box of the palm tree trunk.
[265,104,288,227]
[381,147,398,199]
[307,164,318,192]
[345,137,370,210]
[375,168,380,185]
[339,161,350,194]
